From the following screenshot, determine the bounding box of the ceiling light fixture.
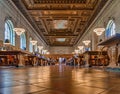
[74,49,79,54]
[13,11,25,36]
[78,46,84,50]
[38,46,43,50]
[30,40,37,45]
[13,28,25,36]
[46,52,50,54]
[43,50,47,54]
[83,40,91,46]
[93,28,105,36]
[72,52,75,54]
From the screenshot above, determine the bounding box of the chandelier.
[83,40,91,46]
[74,49,79,54]
[93,28,105,36]
[43,50,47,54]
[38,46,43,50]
[72,52,75,54]
[13,28,25,36]
[46,52,50,54]
[13,12,25,36]
[78,46,84,50]
[30,40,37,45]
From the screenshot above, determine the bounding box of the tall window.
[4,20,15,45]
[20,33,26,50]
[105,20,116,38]
[29,37,33,52]
[34,43,38,52]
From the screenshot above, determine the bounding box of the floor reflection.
[0,65,120,94]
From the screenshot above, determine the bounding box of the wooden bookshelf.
[84,51,110,67]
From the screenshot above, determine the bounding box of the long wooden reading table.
[0,50,32,66]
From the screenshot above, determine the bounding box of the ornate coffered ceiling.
[12,0,108,46]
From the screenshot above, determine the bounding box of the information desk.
[83,51,110,67]
[0,51,32,66]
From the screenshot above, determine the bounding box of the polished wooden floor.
[0,65,120,94]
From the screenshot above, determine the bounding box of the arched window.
[105,20,116,38]
[4,20,15,45]
[29,37,33,52]
[20,33,26,50]
[34,43,38,52]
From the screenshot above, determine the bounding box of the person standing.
[59,57,62,65]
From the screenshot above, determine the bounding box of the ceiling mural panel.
[12,0,108,46]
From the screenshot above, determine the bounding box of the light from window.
[105,20,116,38]
[20,33,26,50]
[4,20,15,46]
[29,37,33,52]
